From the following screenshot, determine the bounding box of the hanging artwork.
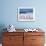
[17,7,35,21]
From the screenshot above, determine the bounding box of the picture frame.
[17,7,35,21]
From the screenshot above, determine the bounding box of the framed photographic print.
[17,7,35,21]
